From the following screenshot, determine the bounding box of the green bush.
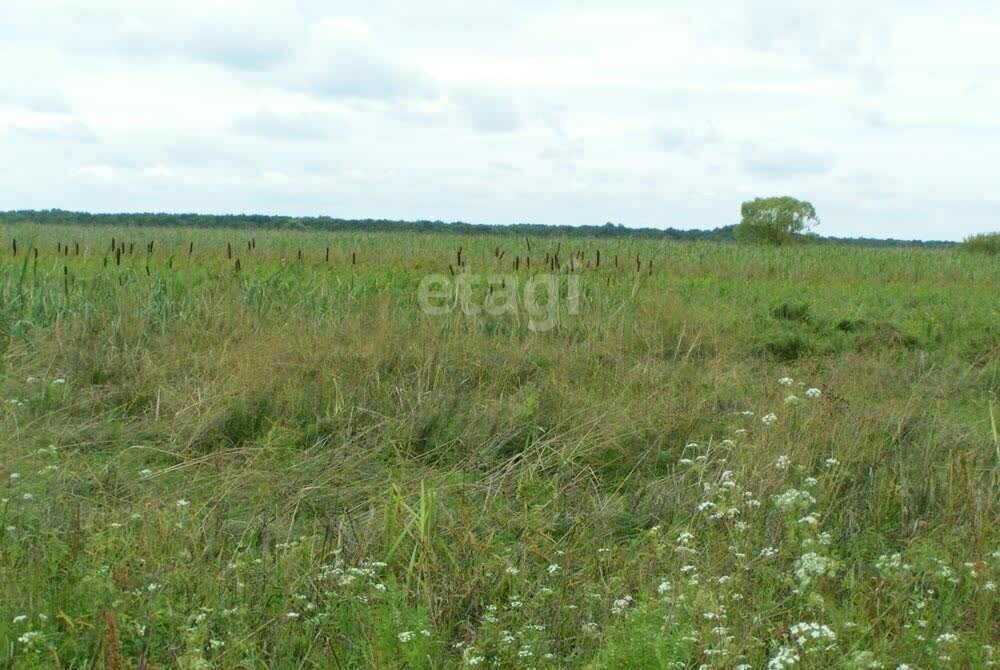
[958,231,1000,255]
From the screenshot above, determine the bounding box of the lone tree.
[735,196,818,245]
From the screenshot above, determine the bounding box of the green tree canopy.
[735,196,818,245]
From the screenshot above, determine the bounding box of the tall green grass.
[0,224,997,668]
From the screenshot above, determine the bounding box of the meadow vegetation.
[960,232,1000,256]
[0,223,997,668]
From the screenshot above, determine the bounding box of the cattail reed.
[297,249,303,261]
[104,612,125,670]
[63,265,68,298]
[596,249,600,268]
[129,242,134,255]
[326,246,330,262]
[189,241,194,255]
[75,241,80,255]
[352,252,356,265]
[227,242,232,259]
[115,247,121,266]
[12,239,16,256]
[235,258,241,273]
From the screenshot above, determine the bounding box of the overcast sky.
[2,1,998,240]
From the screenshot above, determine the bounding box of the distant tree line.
[0,209,957,248]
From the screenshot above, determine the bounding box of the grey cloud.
[741,144,835,177]
[288,19,436,101]
[4,4,301,71]
[0,87,72,115]
[452,90,521,133]
[232,109,342,140]
[10,120,98,144]
[0,54,73,114]
[110,10,301,71]
[740,3,892,89]
[656,127,721,154]
[852,108,890,130]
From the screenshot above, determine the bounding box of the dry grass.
[0,223,997,668]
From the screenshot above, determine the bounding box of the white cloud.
[75,164,119,182]
[0,1,998,240]
[232,108,344,140]
[282,17,436,100]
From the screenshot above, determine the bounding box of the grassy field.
[0,222,997,669]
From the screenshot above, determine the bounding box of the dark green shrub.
[771,301,811,322]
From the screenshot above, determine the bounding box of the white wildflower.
[18,631,45,649]
[768,645,800,669]
[773,488,815,510]
[795,553,838,587]
[611,595,633,615]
